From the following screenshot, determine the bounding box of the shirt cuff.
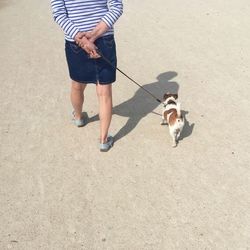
[68,26,80,40]
[101,14,116,28]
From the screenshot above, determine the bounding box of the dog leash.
[97,49,163,105]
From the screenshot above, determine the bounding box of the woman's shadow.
[89,71,194,142]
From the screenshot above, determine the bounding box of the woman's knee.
[96,83,112,97]
[72,81,86,91]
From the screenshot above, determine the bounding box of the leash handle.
[97,49,163,105]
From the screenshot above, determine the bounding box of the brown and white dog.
[161,93,184,147]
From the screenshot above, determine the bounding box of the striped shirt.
[51,0,123,41]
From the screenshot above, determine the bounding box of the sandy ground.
[0,0,250,249]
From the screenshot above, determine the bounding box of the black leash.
[97,50,163,105]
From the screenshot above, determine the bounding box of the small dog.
[161,93,184,147]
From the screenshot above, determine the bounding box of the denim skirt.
[65,35,117,84]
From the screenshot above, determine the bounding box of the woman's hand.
[74,31,85,41]
[84,21,109,43]
[74,32,100,59]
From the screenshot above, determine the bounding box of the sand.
[0,0,250,249]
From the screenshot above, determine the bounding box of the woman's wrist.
[74,31,85,42]
[88,21,109,42]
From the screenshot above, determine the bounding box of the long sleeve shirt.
[51,0,123,41]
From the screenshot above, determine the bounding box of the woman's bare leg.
[71,81,87,119]
[96,83,112,143]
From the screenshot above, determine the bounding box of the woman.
[50,0,123,152]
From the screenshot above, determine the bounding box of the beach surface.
[0,0,250,249]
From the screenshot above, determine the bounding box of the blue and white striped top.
[51,0,123,41]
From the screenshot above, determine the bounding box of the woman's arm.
[85,21,109,43]
[85,0,123,43]
[101,0,123,30]
[50,0,79,40]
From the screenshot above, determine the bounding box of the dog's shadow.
[179,111,195,141]
[89,71,194,142]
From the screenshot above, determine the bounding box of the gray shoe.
[100,135,114,152]
[72,111,88,127]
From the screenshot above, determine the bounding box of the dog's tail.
[176,102,182,118]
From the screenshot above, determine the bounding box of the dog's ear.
[173,94,178,99]
[163,92,171,100]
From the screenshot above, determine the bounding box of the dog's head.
[163,93,178,103]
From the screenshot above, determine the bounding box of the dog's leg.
[169,127,177,147]
[161,119,167,125]
[172,135,177,147]
[161,113,167,125]
[176,128,181,141]
[161,110,168,125]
